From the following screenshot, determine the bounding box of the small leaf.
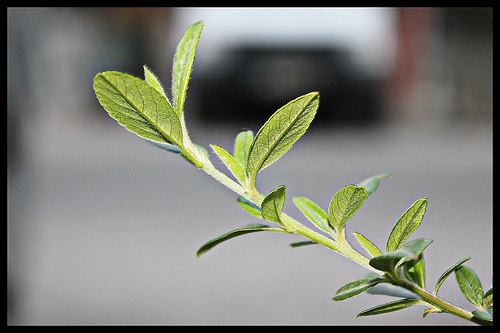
[293,196,331,233]
[403,253,426,289]
[233,130,254,169]
[367,283,420,299]
[332,275,383,301]
[353,232,382,258]
[261,186,286,223]
[455,266,484,309]
[386,198,427,253]
[237,196,262,219]
[94,71,183,148]
[433,257,471,295]
[357,174,392,196]
[143,65,169,101]
[355,298,422,318]
[196,223,286,257]
[246,92,319,184]
[171,20,204,117]
[483,288,493,309]
[472,307,493,323]
[145,138,182,154]
[290,241,317,248]
[369,238,433,274]
[211,145,246,185]
[328,185,368,231]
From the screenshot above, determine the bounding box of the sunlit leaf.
[293,196,330,233]
[143,64,169,101]
[246,92,319,184]
[261,186,286,223]
[455,266,484,309]
[233,130,254,170]
[386,198,427,253]
[353,232,382,258]
[171,20,204,117]
[93,71,183,148]
[328,185,368,231]
[237,196,263,219]
[211,145,246,185]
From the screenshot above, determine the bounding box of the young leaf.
[328,185,368,232]
[237,196,263,219]
[369,238,433,274]
[246,92,319,184]
[483,288,493,309]
[353,232,382,258]
[234,130,254,169]
[94,71,183,148]
[403,254,426,289]
[386,198,427,253]
[355,298,422,318]
[433,257,471,295]
[210,145,246,185]
[290,240,317,248]
[357,174,392,196]
[261,186,286,223]
[332,275,383,301]
[196,223,286,257]
[455,266,484,309]
[293,196,331,233]
[143,65,169,101]
[171,20,204,117]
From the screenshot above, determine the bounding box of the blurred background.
[8,7,492,325]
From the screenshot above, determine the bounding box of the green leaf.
[433,257,471,295]
[355,298,422,318]
[261,186,286,223]
[237,196,263,219]
[171,20,204,117]
[246,92,319,184]
[234,130,254,169]
[369,238,433,274]
[483,288,493,309]
[386,198,427,253]
[145,138,182,154]
[143,65,169,101]
[211,145,246,185]
[353,232,382,258]
[332,275,383,301]
[94,71,183,148]
[328,185,368,231]
[293,196,330,233]
[403,253,426,289]
[290,240,317,248]
[455,266,484,309]
[196,223,286,257]
[473,306,493,323]
[357,174,392,196]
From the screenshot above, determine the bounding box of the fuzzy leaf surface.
[386,198,427,253]
[328,185,368,231]
[455,266,484,309]
[144,65,168,100]
[293,196,330,233]
[233,130,254,169]
[353,232,382,258]
[211,145,246,185]
[93,71,183,147]
[246,92,319,183]
[261,186,286,223]
[196,224,285,257]
[171,20,203,116]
